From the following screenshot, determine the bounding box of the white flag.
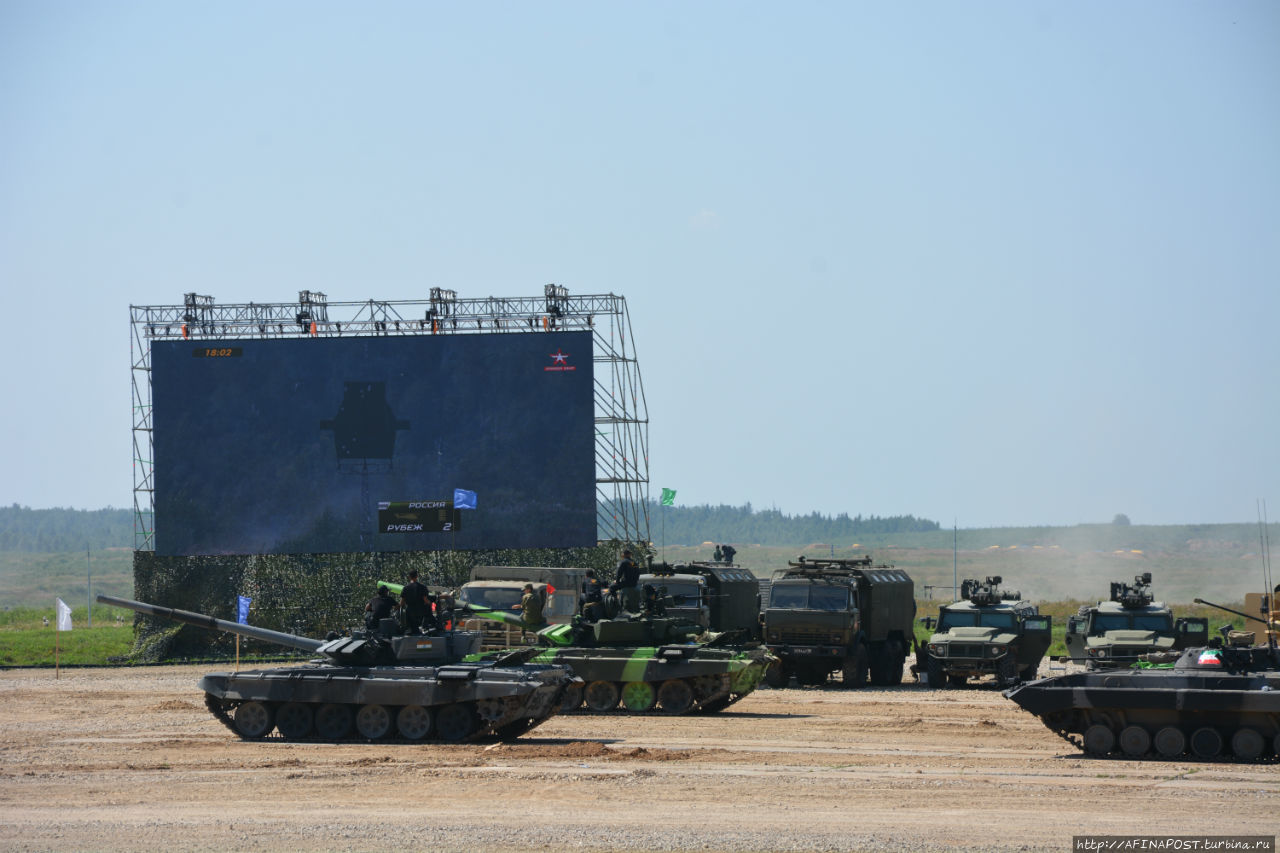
[55,598,72,631]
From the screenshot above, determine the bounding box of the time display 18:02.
[192,347,243,358]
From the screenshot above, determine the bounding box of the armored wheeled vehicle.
[466,588,774,714]
[1065,573,1207,670]
[1006,593,1280,761]
[100,593,574,743]
[921,577,1051,688]
[761,556,914,687]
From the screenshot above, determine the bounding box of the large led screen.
[151,331,596,555]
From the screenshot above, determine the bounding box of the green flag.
[660,488,676,506]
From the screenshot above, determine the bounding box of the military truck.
[761,555,914,687]
[458,566,593,650]
[921,577,1051,688]
[1064,573,1208,670]
[639,561,762,639]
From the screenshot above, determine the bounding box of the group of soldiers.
[361,547,652,635]
[363,569,443,634]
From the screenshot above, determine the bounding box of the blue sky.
[2,2,1276,528]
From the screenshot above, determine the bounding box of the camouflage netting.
[126,542,640,662]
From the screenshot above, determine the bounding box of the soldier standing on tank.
[400,570,433,634]
[514,583,545,632]
[611,549,641,611]
[580,569,604,622]
[364,585,396,631]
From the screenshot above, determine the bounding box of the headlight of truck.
[1087,648,1105,658]
[928,643,945,656]
[988,645,1007,656]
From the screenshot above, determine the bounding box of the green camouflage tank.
[465,589,774,714]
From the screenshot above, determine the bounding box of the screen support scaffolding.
[129,286,650,552]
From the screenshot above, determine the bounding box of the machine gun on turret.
[1111,573,1154,609]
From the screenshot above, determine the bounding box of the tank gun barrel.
[97,594,324,653]
[1192,598,1269,627]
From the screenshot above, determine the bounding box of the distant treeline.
[0,502,939,553]
[649,501,940,546]
[0,505,134,551]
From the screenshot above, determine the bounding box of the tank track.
[202,692,544,743]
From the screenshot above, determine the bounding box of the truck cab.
[1064,573,1208,669]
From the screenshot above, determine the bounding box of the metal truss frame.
[129,286,650,551]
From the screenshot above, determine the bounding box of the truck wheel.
[996,653,1018,687]
[764,662,790,688]
[1019,664,1039,682]
[925,654,946,689]
[879,641,905,686]
[843,644,869,687]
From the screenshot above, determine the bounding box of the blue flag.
[236,595,251,625]
[453,488,477,510]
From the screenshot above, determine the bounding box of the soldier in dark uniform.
[580,568,604,622]
[364,585,396,631]
[721,543,736,563]
[400,569,433,634]
[611,549,641,612]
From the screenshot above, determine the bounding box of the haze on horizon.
[1,2,1276,530]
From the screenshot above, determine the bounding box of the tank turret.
[99,594,572,742]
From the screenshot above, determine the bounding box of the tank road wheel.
[275,702,313,740]
[621,681,657,712]
[434,703,478,742]
[1190,727,1223,759]
[559,682,584,712]
[355,704,393,740]
[657,679,695,715]
[584,680,620,712]
[396,705,432,740]
[1082,724,1116,755]
[233,701,274,739]
[925,654,946,689]
[1118,725,1151,757]
[1230,729,1265,761]
[1154,726,1186,758]
[314,703,354,740]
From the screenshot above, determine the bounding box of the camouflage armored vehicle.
[466,587,774,714]
[640,561,762,639]
[1064,573,1208,670]
[100,594,573,742]
[921,577,1051,688]
[761,556,914,687]
[1005,592,1280,760]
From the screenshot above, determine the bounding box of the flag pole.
[55,612,60,680]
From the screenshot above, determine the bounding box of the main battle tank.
[99,594,574,743]
[1004,596,1280,761]
[465,587,775,714]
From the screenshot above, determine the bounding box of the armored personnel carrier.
[466,587,774,714]
[1064,573,1207,669]
[100,594,574,742]
[921,577,1051,688]
[761,556,914,687]
[1006,592,1280,761]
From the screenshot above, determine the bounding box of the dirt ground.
[0,665,1275,853]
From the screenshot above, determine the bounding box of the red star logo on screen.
[550,350,569,364]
